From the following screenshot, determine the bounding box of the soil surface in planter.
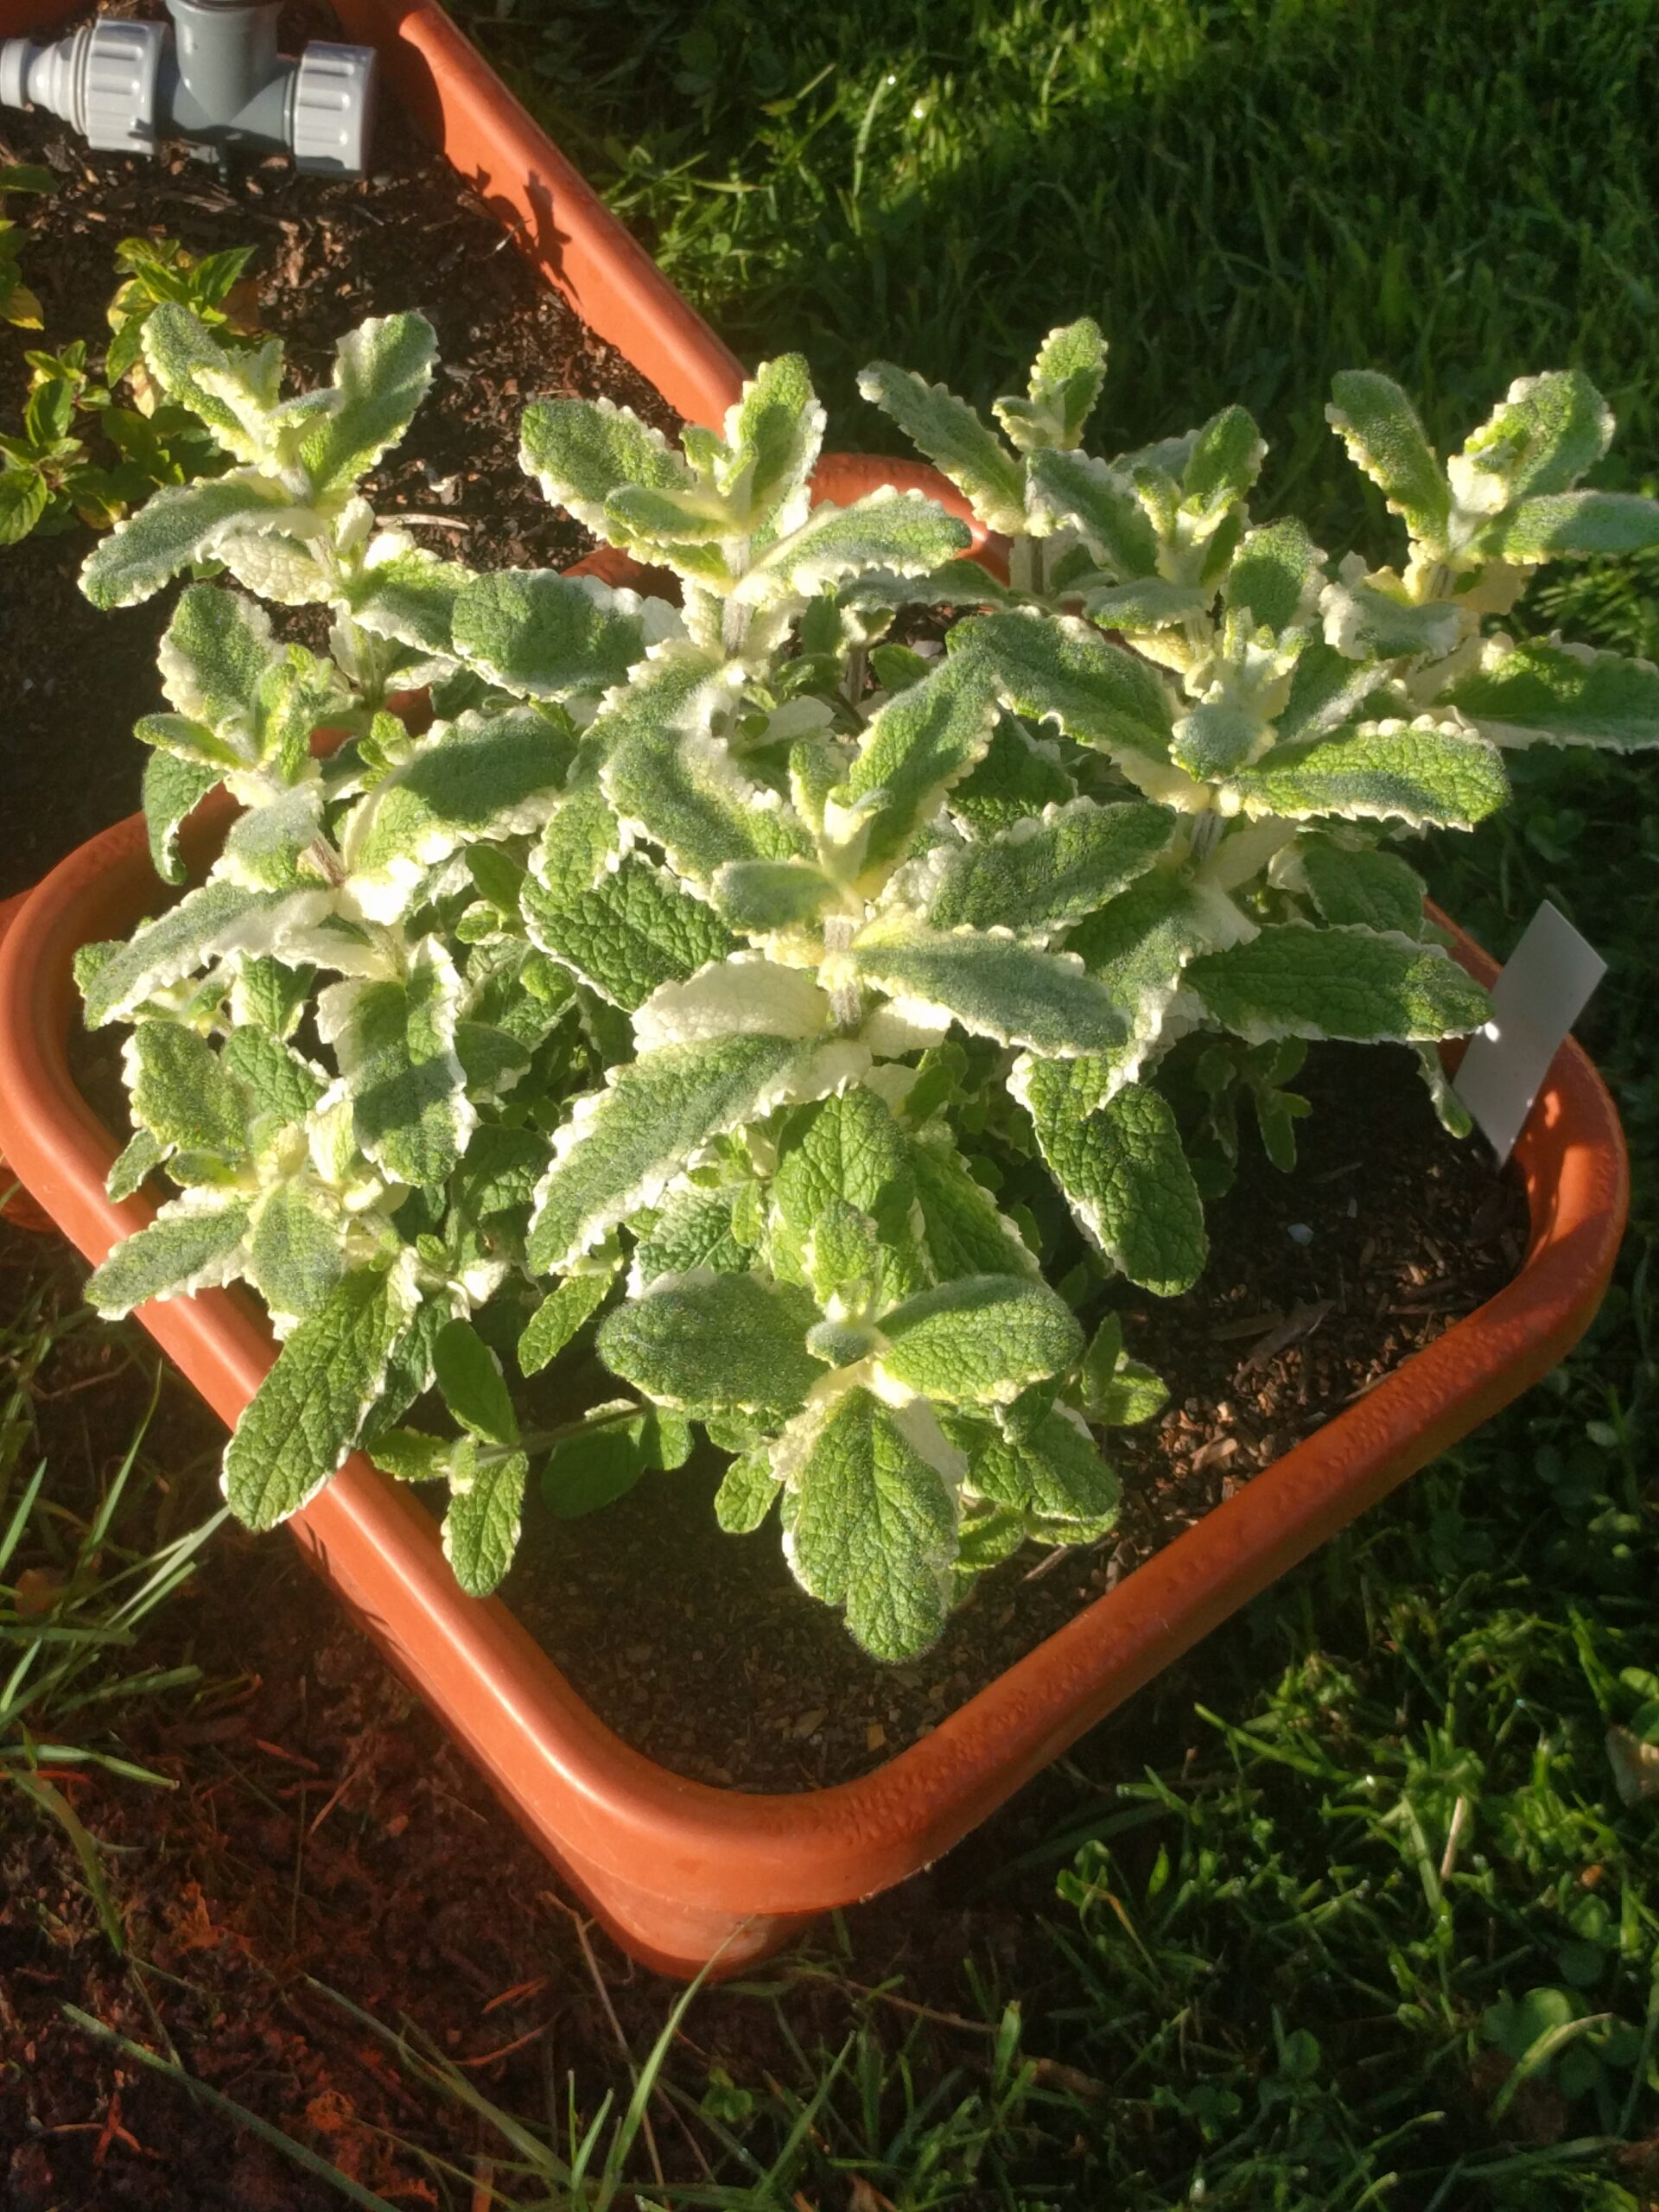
[505,1043,1528,1794]
[0,0,677,900]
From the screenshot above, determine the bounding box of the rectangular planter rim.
[0,768,1628,1942]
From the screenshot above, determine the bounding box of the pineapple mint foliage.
[75,303,1659,1664]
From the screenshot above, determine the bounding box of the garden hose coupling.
[0,0,377,175]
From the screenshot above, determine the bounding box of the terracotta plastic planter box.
[0,785,1629,1975]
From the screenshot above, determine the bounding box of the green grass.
[427,1,1659,2202]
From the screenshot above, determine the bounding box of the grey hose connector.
[0,0,376,175]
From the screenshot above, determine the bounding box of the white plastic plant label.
[1452,899,1606,1166]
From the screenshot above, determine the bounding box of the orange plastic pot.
[0,767,1628,1975]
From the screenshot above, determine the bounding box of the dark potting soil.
[0,5,678,901]
[503,1043,1528,1795]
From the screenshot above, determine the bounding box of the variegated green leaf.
[124,1021,245,1159]
[223,1257,419,1530]
[918,798,1170,933]
[739,487,973,606]
[1014,1062,1205,1295]
[1184,405,1265,521]
[316,938,474,1188]
[442,1447,528,1597]
[300,313,437,495]
[831,651,999,881]
[632,1185,752,1284]
[958,1401,1118,1525]
[1453,369,1612,509]
[604,705,811,885]
[246,1183,346,1328]
[855,361,1026,534]
[720,353,823,533]
[1170,702,1265,780]
[715,1451,782,1533]
[450,570,651,701]
[598,1268,820,1417]
[1480,491,1659,563]
[1440,638,1659,751]
[343,707,574,920]
[106,1130,164,1205]
[156,583,272,743]
[435,1318,519,1444]
[216,782,326,891]
[1225,517,1325,636]
[1066,870,1243,1084]
[1320,571,1463,660]
[79,474,289,609]
[908,1133,1037,1282]
[82,882,328,1027]
[523,855,734,1009]
[1230,719,1508,828]
[223,1027,324,1140]
[1077,576,1211,630]
[1294,837,1427,934]
[958,608,1173,764]
[1276,640,1397,746]
[993,317,1105,454]
[518,1261,620,1376]
[710,858,839,932]
[632,955,831,1052]
[1325,370,1450,550]
[86,1193,253,1318]
[345,538,475,657]
[143,750,219,886]
[842,914,1128,1059]
[526,1033,816,1275]
[770,1087,916,1287]
[519,396,695,535]
[140,303,282,460]
[785,1386,961,1660]
[946,715,1076,835]
[1025,445,1158,575]
[877,1274,1084,1406]
[1185,924,1491,1045]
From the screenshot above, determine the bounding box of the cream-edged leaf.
[1440,637,1659,751]
[632,954,831,1052]
[518,395,695,536]
[300,312,437,495]
[316,937,476,1188]
[79,474,291,609]
[1230,719,1508,828]
[1185,924,1492,1045]
[523,854,734,1010]
[450,569,651,701]
[993,316,1105,454]
[1014,1062,1206,1295]
[843,914,1129,1059]
[82,883,331,1027]
[918,798,1171,933]
[831,651,999,881]
[86,1192,254,1318]
[738,486,973,606]
[1024,446,1158,575]
[855,361,1026,534]
[958,607,1174,765]
[1325,370,1450,550]
[877,1274,1084,1407]
[598,1268,820,1417]
[143,752,219,887]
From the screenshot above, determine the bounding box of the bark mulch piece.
[0,3,677,900]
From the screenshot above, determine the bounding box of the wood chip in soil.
[0,0,680,899]
[503,1043,1527,1795]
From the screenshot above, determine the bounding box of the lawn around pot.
[3,0,1659,2202]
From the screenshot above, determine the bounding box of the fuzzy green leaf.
[1320,574,1463,661]
[1295,838,1427,934]
[246,1184,345,1326]
[786,1387,959,1660]
[1230,721,1508,828]
[993,317,1105,454]
[960,1402,1118,1525]
[79,474,289,609]
[442,1449,527,1597]
[1024,447,1158,576]
[598,1268,820,1417]
[344,707,573,919]
[434,1319,519,1446]
[710,858,839,932]
[1225,517,1325,635]
[1186,924,1492,1044]
[1455,369,1612,507]
[125,1021,245,1159]
[740,486,973,605]
[86,1196,253,1318]
[959,609,1173,763]
[855,361,1026,534]
[523,854,734,1009]
[1067,871,1240,1082]
[833,652,999,880]
[518,1264,620,1376]
[715,1451,782,1533]
[82,882,327,1027]
[1483,491,1659,563]
[519,396,693,535]
[300,313,436,495]
[527,1033,815,1275]
[143,751,219,886]
[603,683,811,882]
[1441,639,1659,751]
[344,542,475,657]
[450,570,649,701]
[843,915,1129,1059]
[632,1185,751,1283]
[223,1259,417,1529]
[1016,1064,1206,1295]
[947,716,1077,836]
[1184,405,1265,519]
[908,1134,1037,1281]
[721,352,823,531]
[879,1273,1083,1406]
[770,1087,916,1287]
[156,583,271,741]
[919,799,1171,933]
[1325,371,1450,548]
[1170,703,1265,781]
[317,938,474,1188]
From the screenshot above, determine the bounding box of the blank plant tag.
[1452,900,1606,1166]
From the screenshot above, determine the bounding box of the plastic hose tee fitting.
[0,0,376,175]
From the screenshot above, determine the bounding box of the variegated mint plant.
[865,325,1659,1200]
